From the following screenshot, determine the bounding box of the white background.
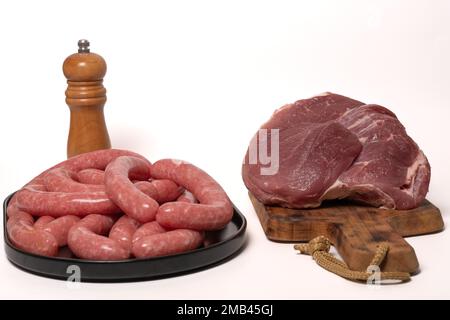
[0,0,449,299]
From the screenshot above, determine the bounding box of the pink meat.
[152,159,233,230]
[7,204,59,257]
[242,93,431,210]
[76,168,182,204]
[68,214,129,260]
[35,215,80,246]
[134,179,183,204]
[104,156,158,223]
[6,149,232,259]
[132,221,166,244]
[132,229,204,258]
[11,149,151,218]
[15,187,120,217]
[109,216,140,253]
[44,168,104,192]
[176,190,198,203]
[7,214,59,257]
[34,216,55,228]
[77,168,105,185]
[331,104,431,209]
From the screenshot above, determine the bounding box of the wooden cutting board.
[249,193,444,274]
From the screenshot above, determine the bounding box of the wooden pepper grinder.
[63,39,111,158]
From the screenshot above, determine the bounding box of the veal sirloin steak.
[242,93,430,210]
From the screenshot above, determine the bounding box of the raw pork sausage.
[34,216,56,228]
[44,168,104,192]
[7,149,232,260]
[77,168,105,185]
[15,187,120,217]
[7,196,79,255]
[152,159,233,230]
[134,180,183,204]
[68,214,129,260]
[176,190,197,203]
[109,216,140,253]
[6,210,58,257]
[104,156,158,223]
[7,210,59,257]
[35,215,80,246]
[132,221,166,243]
[132,229,204,258]
[13,149,150,218]
[77,168,183,204]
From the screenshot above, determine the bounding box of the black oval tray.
[3,193,246,282]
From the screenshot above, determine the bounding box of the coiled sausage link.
[7,150,232,260]
[132,221,166,244]
[7,209,59,257]
[77,168,183,204]
[109,216,140,253]
[152,159,233,230]
[68,214,130,260]
[35,215,80,246]
[12,149,151,218]
[77,168,105,185]
[134,180,183,204]
[132,229,204,258]
[15,187,120,217]
[34,216,56,228]
[176,190,198,203]
[104,156,158,223]
[7,198,79,256]
[44,168,104,192]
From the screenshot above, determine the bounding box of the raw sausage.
[59,149,151,173]
[12,149,151,218]
[68,214,129,260]
[77,169,182,204]
[104,156,158,223]
[7,150,232,260]
[132,221,166,244]
[7,196,79,254]
[149,179,183,203]
[109,216,140,253]
[7,210,59,257]
[132,229,203,258]
[134,179,183,204]
[35,215,80,246]
[78,168,150,185]
[176,190,197,203]
[34,216,55,228]
[25,149,150,187]
[15,187,120,217]
[77,168,105,185]
[7,200,59,257]
[152,159,233,230]
[44,168,104,192]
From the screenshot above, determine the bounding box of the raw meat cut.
[242,93,430,210]
[8,149,232,259]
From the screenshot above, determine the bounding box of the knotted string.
[294,236,410,283]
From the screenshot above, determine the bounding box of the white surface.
[0,0,449,299]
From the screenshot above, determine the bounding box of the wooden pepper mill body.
[63,40,111,158]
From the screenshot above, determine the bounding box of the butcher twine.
[293,236,410,283]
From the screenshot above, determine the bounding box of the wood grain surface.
[249,192,444,274]
[63,45,111,158]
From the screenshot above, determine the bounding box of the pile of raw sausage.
[6,149,233,260]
